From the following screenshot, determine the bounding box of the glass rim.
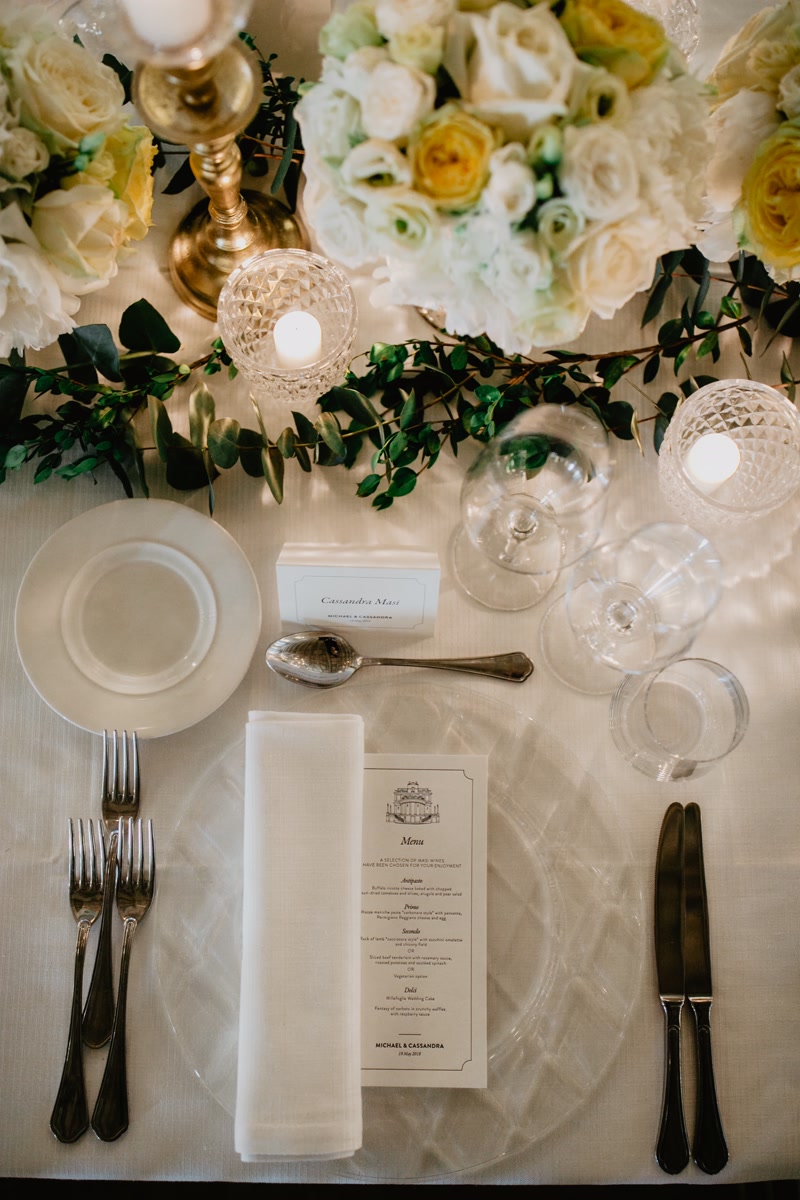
[640,656,750,764]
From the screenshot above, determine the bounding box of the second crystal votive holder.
[217,249,358,408]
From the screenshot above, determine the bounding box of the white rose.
[520,279,590,350]
[364,187,440,254]
[536,197,585,259]
[558,124,639,223]
[375,0,455,38]
[361,60,436,141]
[7,30,125,152]
[0,124,49,181]
[710,0,800,105]
[339,138,413,199]
[295,82,363,162]
[0,203,78,355]
[466,2,575,140]
[319,2,383,59]
[567,210,665,320]
[779,63,800,118]
[481,227,553,300]
[481,143,537,222]
[322,46,389,103]
[31,182,129,294]
[388,24,445,74]
[302,170,378,268]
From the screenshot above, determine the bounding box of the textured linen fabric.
[234,711,364,1161]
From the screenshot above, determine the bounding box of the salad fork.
[91,817,155,1142]
[50,819,105,1143]
[83,730,140,1048]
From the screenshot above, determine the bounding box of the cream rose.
[0,203,78,355]
[364,187,440,253]
[0,124,49,181]
[361,59,436,141]
[375,0,455,38]
[466,2,575,140]
[319,1,383,59]
[388,25,446,74]
[322,46,390,104]
[31,182,130,294]
[567,210,665,319]
[296,82,363,162]
[536,197,585,259]
[711,0,800,107]
[779,63,800,118]
[568,62,631,125]
[558,123,639,221]
[8,31,126,152]
[481,143,537,223]
[339,138,413,199]
[303,170,378,268]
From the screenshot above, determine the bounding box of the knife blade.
[654,801,689,1174]
[684,801,728,1174]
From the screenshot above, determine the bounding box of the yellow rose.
[559,0,668,90]
[409,105,497,211]
[62,125,156,242]
[740,121,800,274]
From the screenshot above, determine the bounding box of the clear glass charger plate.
[156,679,644,1181]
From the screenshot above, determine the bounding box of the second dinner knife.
[684,802,729,1174]
[654,801,690,1174]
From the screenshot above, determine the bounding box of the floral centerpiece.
[698,0,800,284]
[0,2,156,357]
[295,0,710,353]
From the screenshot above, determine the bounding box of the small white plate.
[15,499,262,738]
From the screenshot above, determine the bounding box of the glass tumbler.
[609,657,749,781]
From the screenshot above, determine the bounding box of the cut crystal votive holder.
[217,249,358,408]
[658,378,800,527]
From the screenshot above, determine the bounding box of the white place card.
[275,544,440,635]
[360,753,488,1089]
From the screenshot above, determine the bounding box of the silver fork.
[50,819,105,1143]
[83,730,140,1048]
[91,817,155,1141]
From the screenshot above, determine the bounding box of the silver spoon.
[265,630,533,688]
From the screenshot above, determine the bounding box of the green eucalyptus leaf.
[119,299,181,354]
[261,443,285,503]
[68,324,122,382]
[189,381,215,448]
[208,417,241,468]
[387,466,417,497]
[0,366,31,430]
[239,427,266,477]
[148,395,174,462]
[603,400,635,440]
[357,472,381,497]
[277,427,297,458]
[165,439,213,491]
[321,386,380,426]
[293,409,319,446]
[316,411,346,458]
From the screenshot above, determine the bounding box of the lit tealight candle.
[121,0,212,49]
[273,311,323,370]
[684,432,741,492]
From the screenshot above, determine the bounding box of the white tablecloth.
[1,0,798,1185]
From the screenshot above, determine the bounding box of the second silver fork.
[82,730,140,1048]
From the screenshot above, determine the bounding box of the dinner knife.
[684,802,729,1174]
[654,801,690,1174]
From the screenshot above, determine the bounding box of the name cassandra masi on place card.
[360,753,488,1089]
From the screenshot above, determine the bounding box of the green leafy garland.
[1,249,797,512]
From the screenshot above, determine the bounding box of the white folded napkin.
[234,710,365,1162]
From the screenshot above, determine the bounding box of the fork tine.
[130,731,140,805]
[101,731,109,804]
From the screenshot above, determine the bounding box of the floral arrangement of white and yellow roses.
[698,0,800,285]
[0,2,155,357]
[296,0,710,353]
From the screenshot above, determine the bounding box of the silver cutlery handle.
[91,917,137,1141]
[82,830,118,1047]
[50,922,91,1143]
[691,999,728,1174]
[656,999,689,1174]
[362,651,534,682]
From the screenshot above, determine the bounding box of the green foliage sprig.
[1,251,797,511]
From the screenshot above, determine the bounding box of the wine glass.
[539,522,723,694]
[451,403,614,611]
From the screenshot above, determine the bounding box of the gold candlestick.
[134,41,309,320]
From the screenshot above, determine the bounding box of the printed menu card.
[360,753,488,1089]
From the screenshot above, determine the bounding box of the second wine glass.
[452,403,614,611]
[539,522,723,694]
